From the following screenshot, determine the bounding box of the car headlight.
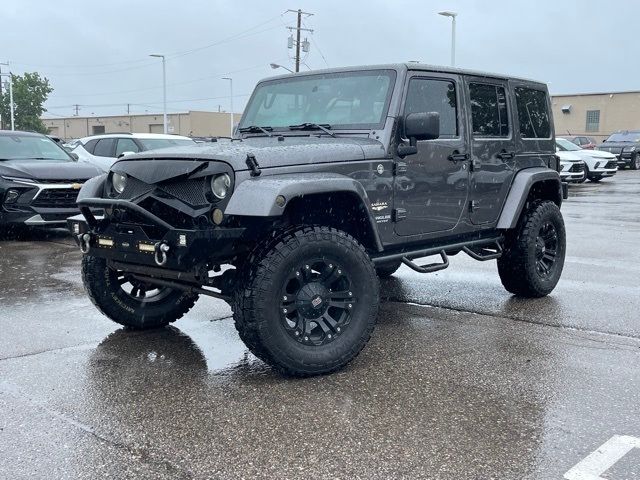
[211,173,231,199]
[112,173,127,194]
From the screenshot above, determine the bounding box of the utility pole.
[150,54,167,134]
[73,104,80,116]
[0,62,15,130]
[222,77,233,136]
[126,103,130,115]
[285,9,313,72]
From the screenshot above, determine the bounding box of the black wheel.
[81,256,198,329]
[588,176,602,183]
[631,153,640,170]
[375,260,402,278]
[232,226,379,377]
[577,165,588,183]
[497,200,566,298]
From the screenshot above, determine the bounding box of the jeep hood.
[117,136,386,172]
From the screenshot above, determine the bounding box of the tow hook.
[154,242,170,266]
[79,234,91,253]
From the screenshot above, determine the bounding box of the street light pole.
[222,77,233,137]
[438,11,458,67]
[0,62,15,130]
[150,54,167,134]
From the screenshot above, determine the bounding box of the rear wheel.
[82,256,198,329]
[233,226,379,377]
[497,200,566,298]
[631,153,640,170]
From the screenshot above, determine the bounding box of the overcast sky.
[2,0,636,118]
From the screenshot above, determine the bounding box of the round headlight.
[211,173,231,199]
[112,173,127,194]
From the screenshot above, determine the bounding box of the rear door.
[394,72,469,236]
[465,78,516,225]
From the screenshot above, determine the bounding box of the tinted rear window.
[515,87,551,139]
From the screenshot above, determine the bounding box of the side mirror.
[405,112,440,141]
[117,151,136,159]
[70,152,79,160]
[398,112,440,157]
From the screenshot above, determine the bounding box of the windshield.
[605,132,640,142]
[138,138,196,150]
[556,138,582,151]
[239,70,396,131]
[0,134,72,161]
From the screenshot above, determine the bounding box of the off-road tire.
[631,153,640,170]
[232,226,380,377]
[375,260,402,278]
[82,256,198,329]
[497,200,566,298]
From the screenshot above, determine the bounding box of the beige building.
[42,110,242,140]
[551,91,640,142]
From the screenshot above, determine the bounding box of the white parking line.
[564,435,640,480]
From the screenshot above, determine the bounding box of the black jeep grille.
[118,177,208,206]
[569,163,585,173]
[31,188,79,208]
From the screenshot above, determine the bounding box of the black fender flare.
[225,173,383,251]
[497,167,563,229]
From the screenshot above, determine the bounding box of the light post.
[222,77,234,137]
[0,63,15,131]
[149,54,167,134]
[270,63,294,73]
[438,11,457,67]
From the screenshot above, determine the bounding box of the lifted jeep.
[69,64,568,377]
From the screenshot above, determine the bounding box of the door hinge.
[469,200,479,212]
[394,162,407,175]
[393,208,407,222]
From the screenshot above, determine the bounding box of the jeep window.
[515,87,551,139]
[605,132,640,142]
[469,83,509,137]
[404,78,458,138]
[239,70,396,131]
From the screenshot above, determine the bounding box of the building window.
[585,110,600,132]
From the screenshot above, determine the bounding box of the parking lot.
[0,171,639,479]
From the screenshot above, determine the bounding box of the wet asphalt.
[0,172,639,479]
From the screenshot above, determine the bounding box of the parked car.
[565,135,597,150]
[72,133,197,172]
[70,63,568,377]
[597,130,640,170]
[556,138,617,182]
[556,149,585,183]
[0,130,102,227]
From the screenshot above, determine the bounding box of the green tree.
[0,72,53,133]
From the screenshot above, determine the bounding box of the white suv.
[556,150,585,183]
[556,138,617,183]
[72,133,196,172]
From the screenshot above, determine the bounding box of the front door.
[394,73,469,236]
[465,79,516,225]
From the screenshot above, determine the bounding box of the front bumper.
[1,206,83,226]
[68,197,245,271]
[560,171,584,183]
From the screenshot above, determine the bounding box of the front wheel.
[81,256,199,329]
[631,154,640,170]
[497,200,566,298]
[233,226,380,377]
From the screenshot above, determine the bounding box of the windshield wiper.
[289,123,335,137]
[238,125,273,137]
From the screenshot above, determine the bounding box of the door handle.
[448,151,469,162]
[497,150,516,160]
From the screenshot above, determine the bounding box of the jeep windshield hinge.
[394,162,408,175]
[393,208,407,222]
[246,153,262,177]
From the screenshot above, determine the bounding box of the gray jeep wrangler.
[69,64,568,376]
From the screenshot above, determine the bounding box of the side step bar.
[374,237,503,274]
